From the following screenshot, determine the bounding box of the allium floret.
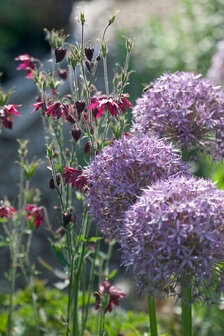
[84,134,188,240]
[121,175,224,304]
[132,71,224,159]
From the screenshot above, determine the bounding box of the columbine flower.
[94,280,126,313]
[0,104,21,129]
[24,204,44,228]
[84,134,188,240]
[15,54,36,79]
[88,94,133,118]
[62,167,87,191]
[121,175,224,304]
[0,204,17,219]
[208,40,224,86]
[132,72,224,159]
[57,69,67,80]
[46,102,70,119]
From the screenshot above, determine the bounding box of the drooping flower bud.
[84,141,91,154]
[85,47,94,62]
[49,173,61,189]
[63,212,72,227]
[55,47,67,63]
[58,69,67,80]
[96,55,101,62]
[75,100,86,115]
[71,126,82,142]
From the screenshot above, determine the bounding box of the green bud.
[108,9,119,26]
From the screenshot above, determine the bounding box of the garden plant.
[1,8,224,336]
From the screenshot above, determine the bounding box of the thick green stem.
[6,250,16,336]
[147,294,158,336]
[181,286,192,336]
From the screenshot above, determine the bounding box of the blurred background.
[1,0,224,335]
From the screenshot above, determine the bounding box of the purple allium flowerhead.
[83,134,188,240]
[132,72,224,160]
[208,40,224,86]
[121,175,224,304]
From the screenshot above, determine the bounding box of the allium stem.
[181,286,192,336]
[147,294,158,336]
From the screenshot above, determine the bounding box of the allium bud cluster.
[121,175,224,303]
[132,72,224,159]
[84,134,188,240]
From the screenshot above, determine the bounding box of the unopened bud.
[72,126,82,142]
[85,47,94,62]
[55,47,67,63]
[85,60,94,72]
[58,69,67,80]
[75,100,86,115]
[63,212,72,227]
[84,141,91,154]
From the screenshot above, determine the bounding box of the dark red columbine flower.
[0,205,17,219]
[46,102,70,119]
[94,279,126,313]
[0,104,21,129]
[62,167,87,191]
[55,47,67,63]
[15,54,36,79]
[88,94,133,118]
[24,204,44,228]
[85,47,94,62]
[58,69,67,80]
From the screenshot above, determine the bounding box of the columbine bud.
[84,141,91,154]
[58,69,67,80]
[72,126,82,142]
[55,47,67,63]
[96,55,101,62]
[49,173,61,189]
[63,212,72,227]
[75,100,86,115]
[85,60,94,72]
[108,10,119,26]
[85,47,94,62]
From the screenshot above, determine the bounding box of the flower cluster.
[208,39,224,86]
[132,72,224,159]
[24,204,44,228]
[84,134,188,240]
[0,104,21,129]
[121,175,224,303]
[94,279,126,313]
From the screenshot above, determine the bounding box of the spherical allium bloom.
[121,175,224,304]
[84,134,188,240]
[132,72,224,159]
[208,40,224,86]
[24,204,44,228]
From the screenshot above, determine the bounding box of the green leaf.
[89,237,103,242]
[108,269,117,279]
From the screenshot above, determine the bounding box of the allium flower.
[0,204,17,219]
[208,40,224,86]
[94,279,126,313]
[132,72,224,159]
[15,54,36,79]
[0,104,21,129]
[84,134,188,240]
[88,94,133,118]
[62,167,87,191]
[121,175,224,304]
[24,204,44,228]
